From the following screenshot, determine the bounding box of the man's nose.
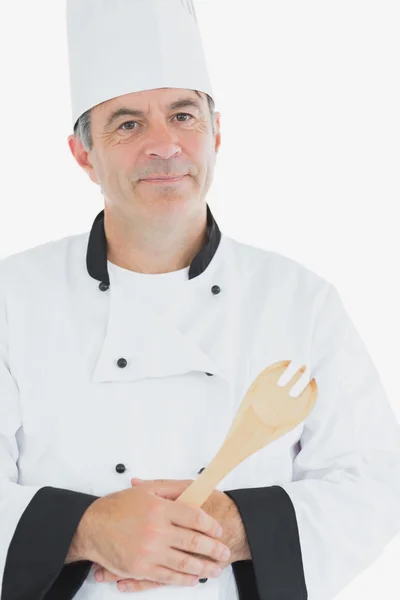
[143,124,182,160]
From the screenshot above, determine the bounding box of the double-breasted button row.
[107,272,219,591]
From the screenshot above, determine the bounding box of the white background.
[0,1,399,597]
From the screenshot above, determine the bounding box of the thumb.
[130,478,145,484]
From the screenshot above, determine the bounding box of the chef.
[1,0,400,599]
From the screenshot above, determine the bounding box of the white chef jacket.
[1,204,400,600]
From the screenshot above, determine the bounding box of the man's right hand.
[69,480,230,587]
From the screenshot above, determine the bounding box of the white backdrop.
[0,1,399,598]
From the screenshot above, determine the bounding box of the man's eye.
[175,113,194,122]
[119,121,138,131]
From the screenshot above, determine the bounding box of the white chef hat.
[66,0,215,131]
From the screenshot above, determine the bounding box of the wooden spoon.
[177,360,317,507]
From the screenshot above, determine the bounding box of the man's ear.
[214,112,221,154]
[67,134,99,184]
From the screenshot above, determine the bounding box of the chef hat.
[66,0,215,130]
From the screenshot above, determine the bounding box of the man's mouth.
[141,175,187,183]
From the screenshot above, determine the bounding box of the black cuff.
[2,486,100,600]
[225,485,307,600]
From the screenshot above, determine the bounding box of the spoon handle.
[177,436,238,506]
[177,406,269,507]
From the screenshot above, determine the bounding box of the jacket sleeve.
[0,282,100,600]
[225,283,400,600]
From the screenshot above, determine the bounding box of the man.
[1,1,400,599]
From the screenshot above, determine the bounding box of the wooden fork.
[177,360,318,507]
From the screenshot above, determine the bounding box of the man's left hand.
[93,477,251,593]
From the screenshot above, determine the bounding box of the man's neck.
[104,204,208,275]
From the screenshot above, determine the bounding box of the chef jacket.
[1,203,400,600]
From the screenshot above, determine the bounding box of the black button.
[198,467,205,474]
[211,285,221,295]
[115,463,126,473]
[205,372,214,377]
[99,282,109,292]
[117,358,128,368]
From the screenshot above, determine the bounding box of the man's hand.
[201,483,251,564]
[93,477,251,593]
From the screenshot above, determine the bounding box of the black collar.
[86,203,222,286]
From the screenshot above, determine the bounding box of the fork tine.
[283,364,308,391]
[297,378,318,416]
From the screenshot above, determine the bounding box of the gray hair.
[74,91,216,152]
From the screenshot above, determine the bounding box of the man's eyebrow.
[104,98,203,129]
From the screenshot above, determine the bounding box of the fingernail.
[118,583,127,592]
[95,570,104,582]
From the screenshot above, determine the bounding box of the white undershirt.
[107,260,190,312]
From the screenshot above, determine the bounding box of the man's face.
[69,88,221,217]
